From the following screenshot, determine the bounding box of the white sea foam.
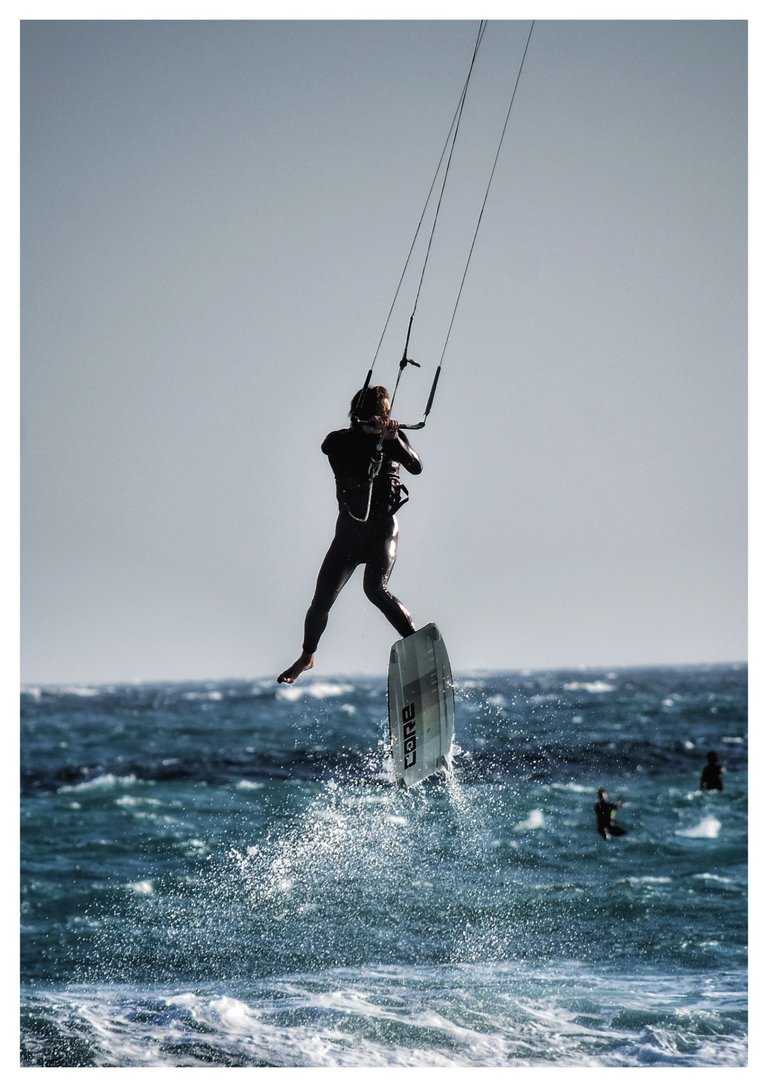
[126,880,154,895]
[276,681,355,702]
[514,809,544,831]
[676,816,721,839]
[170,986,508,1066]
[58,773,139,793]
[180,838,208,856]
[116,795,161,808]
[23,964,748,1068]
[563,680,616,694]
[235,780,265,791]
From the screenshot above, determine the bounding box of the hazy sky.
[20,16,747,684]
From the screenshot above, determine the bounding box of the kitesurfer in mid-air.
[277,385,422,684]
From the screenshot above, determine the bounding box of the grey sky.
[20,18,747,684]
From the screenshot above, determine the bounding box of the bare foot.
[277,651,315,684]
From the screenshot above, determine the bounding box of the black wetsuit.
[301,425,422,654]
[595,798,626,839]
[701,761,724,791]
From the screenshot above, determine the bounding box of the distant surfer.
[278,385,422,684]
[700,751,724,791]
[595,788,627,839]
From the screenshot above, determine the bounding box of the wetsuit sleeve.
[391,432,423,475]
[321,431,339,455]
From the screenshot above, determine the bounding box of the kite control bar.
[347,359,441,523]
[388,361,442,430]
[352,363,442,432]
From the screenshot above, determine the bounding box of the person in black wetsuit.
[595,788,627,839]
[277,384,422,684]
[700,751,724,791]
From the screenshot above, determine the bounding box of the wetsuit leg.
[301,521,361,654]
[362,515,416,638]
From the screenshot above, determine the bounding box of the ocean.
[20,663,747,1067]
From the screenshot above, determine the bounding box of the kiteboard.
[387,623,455,789]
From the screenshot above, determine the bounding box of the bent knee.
[363,581,390,606]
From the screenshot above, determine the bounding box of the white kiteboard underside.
[388,622,455,788]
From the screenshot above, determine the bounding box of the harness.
[344,442,410,524]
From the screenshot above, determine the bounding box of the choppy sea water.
[20,664,747,1067]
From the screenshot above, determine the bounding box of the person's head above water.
[350,385,390,423]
